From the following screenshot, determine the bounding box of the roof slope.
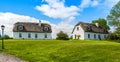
[72,22,109,34]
[13,22,52,33]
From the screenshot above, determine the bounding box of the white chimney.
[95,23,99,27]
[39,20,41,26]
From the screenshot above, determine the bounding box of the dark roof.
[13,22,52,33]
[72,22,109,34]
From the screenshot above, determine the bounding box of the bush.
[106,34,120,40]
[56,31,69,40]
[4,35,10,39]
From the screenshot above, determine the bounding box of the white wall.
[13,32,52,39]
[72,25,84,40]
[84,32,108,40]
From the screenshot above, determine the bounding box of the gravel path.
[0,53,27,62]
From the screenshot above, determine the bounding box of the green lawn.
[0,40,120,62]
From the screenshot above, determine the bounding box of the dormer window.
[44,27,49,31]
[17,25,24,30]
[104,29,107,33]
[87,26,92,31]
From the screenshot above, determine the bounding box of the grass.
[0,40,120,62]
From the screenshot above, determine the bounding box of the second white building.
[72,22,109,40]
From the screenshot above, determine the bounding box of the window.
[98,35,101,40]
[19,33,22,38]
[88,34,90,38]
[45,33,47,38]
[18,25,24,30]
[87,26,92,31]
[28,33,31,38]
[104,29,107,33]
[77,27,79,30]
[94,34,96,39]
[35,34,37,38]
[104,35,106,38]
[44,27,49,31]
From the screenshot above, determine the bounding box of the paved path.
[0,53,26,62]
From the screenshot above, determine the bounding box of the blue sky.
[0,0,119,37]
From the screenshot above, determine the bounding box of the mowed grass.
[0,40,120,62]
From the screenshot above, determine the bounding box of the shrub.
[106,34,119,40]
[4,35,10,39]
[56,31,69,40]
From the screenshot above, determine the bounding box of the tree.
[107,1,120,37]
[56,31,69,40]
[92,18,110,30]
[107,1,120,27]
[114,26,120,38]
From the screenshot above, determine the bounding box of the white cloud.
[79,0,91,8]
[79,0,99,9]
[103,0,119,8]
[109,26,116,33]
[95,0,119,11]
[36,0,80,20]
[0,12,38,37]
[91,0,99,7]
[0,12,73,39]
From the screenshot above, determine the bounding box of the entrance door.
[98,35,101,40]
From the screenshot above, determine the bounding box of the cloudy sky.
[0,0,119,38]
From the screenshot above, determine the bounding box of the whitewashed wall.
[72,25,84,40]
[13,32,52,39]
[84,32,108,40]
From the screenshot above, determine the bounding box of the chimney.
[95,23,99,27]
[39,20,41,26]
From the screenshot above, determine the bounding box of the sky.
[0,0,119,38]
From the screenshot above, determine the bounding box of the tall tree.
[107,1,120,37]
[56,31,69,40]
[92,18,110,30]
[107,1,120,27]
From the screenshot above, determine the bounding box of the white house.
[72,22,109,40]
[13,21,52,39]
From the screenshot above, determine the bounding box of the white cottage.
[72,22,109,40]
[13,21,52,39]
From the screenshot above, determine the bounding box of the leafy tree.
[92,18,110,30]
[107,1,120,27]
[106,34,119,40]
[56,31,69,40]
[114,27,120,38]
[107,1,120,37]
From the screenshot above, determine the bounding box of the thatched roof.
[72,22,109,34]
[13,22,52,33]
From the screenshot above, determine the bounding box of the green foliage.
[0,34,1,40]
[107,1,120,36]
[114,27,120,38]
[56,31,69,40]
[92,18,110,30]
[107,1,120,27]
[0,40,120,62]
[4,34,10,39]
[106,34,120,40]
[69,36,73,39]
